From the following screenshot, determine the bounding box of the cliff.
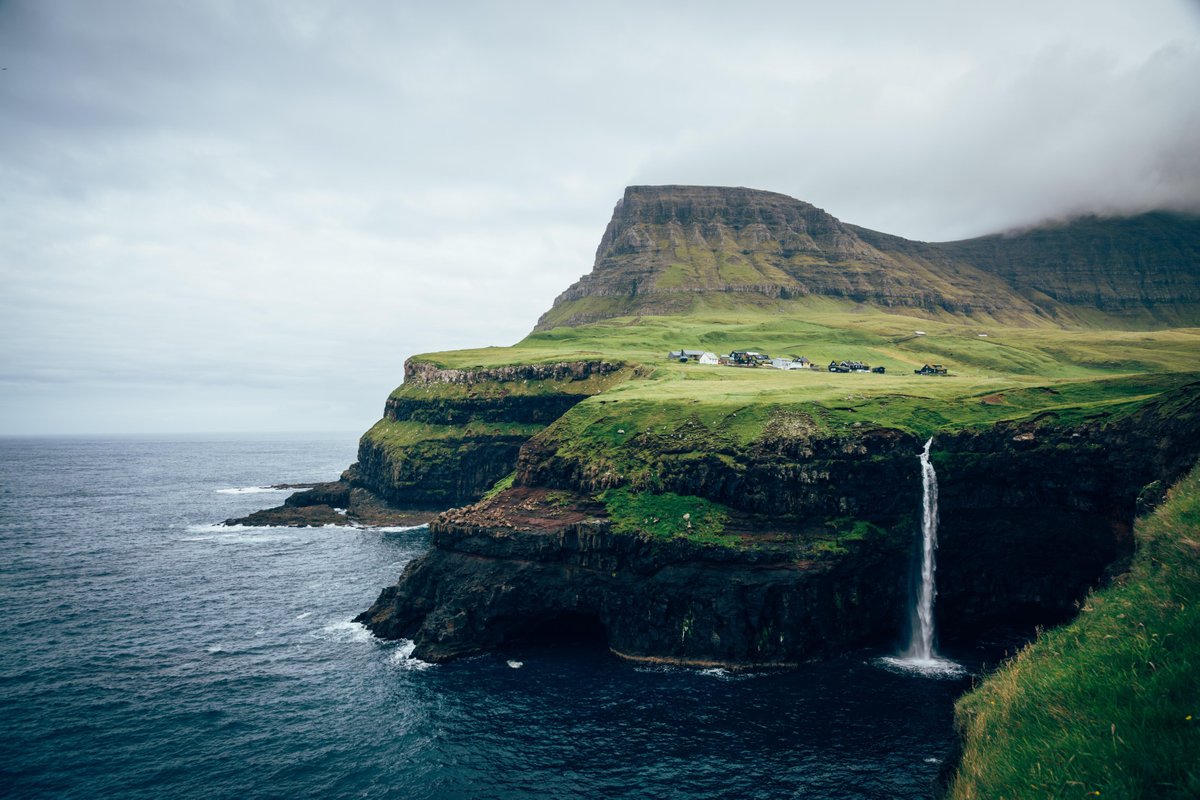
[353,359,630,508]
[357,380,1200,665]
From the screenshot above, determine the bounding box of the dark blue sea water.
[0,434,982,799]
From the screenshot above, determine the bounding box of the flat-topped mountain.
[536,185,1200,329]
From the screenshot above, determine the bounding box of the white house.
[698,352,719,365]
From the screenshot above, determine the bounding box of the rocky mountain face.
[929,212,1200,323]
[536,186,1200,329]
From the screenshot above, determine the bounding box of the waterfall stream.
[878,438,963,677]
[906,438,940,661]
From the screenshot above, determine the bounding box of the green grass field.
[407,301,1200,438]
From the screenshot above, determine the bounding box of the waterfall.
[878,438,962,676]
[905,438,940,661]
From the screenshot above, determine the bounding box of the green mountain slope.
[536,186,1200,330]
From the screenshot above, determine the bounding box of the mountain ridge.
[535,185,1200,330]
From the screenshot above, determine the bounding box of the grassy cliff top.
[402,301,1200,437]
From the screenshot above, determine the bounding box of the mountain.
[536,186,1200,330]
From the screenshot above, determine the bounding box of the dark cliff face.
[357,383,1200,667]
[356,509,910,666]
[517,422,922,521]
[935,384,1200,633]
[536,186,1200,330]
[350,359,626,509]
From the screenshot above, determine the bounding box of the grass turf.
[948,463,1200,799]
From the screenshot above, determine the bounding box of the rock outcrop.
[223,477,436,528]
[350,359,630,509]
[356,503,908,666]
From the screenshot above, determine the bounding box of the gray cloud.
[1,0,1197,433]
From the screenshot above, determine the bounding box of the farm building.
[770,356,812,370]
[729,350,770,366]
[667,349,713,362]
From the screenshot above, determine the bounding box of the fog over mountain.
[1,0,1197,434]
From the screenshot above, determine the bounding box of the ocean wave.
[215,486,298,495]
[187,523,255,533]
[390,640,434,671]
[180,524,298,545]
[320,619,373,644]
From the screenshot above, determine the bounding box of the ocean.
[0,434,980,799]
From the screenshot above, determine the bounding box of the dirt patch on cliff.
[442,486,604,532]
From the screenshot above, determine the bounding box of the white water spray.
[878,438,963,677]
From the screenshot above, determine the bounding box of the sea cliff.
[356,378,1200,665]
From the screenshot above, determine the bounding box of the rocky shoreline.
[224,477,436,528]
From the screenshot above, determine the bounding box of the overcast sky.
[2,0,1198,435]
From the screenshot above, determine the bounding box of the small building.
[730,350,770,366]
[829,359,872,373]
[697,352,719,365]
[667,349,708,362]
[770,357,811,370]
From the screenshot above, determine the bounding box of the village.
[667,349,949,375]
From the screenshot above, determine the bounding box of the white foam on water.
[215,486,297,495]
[295,611,313,620]
[206,645,225,654]
[187,523,255,533]
[633,664,754,680]
[924,757,943,764]
[320,620,373,644]
[699,667,759,681]
[390,640,434,671]
[633,664,683,675]
[366,524,429,533]
[180,524,297,545]
[874,655,966,679]
[506,660,524,669]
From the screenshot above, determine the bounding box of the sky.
[2,0,1198,435]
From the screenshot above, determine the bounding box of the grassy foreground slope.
[948,463,1200,800]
